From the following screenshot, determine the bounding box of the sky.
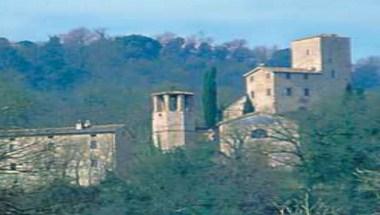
[0,0,379,60]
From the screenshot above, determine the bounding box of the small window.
[90,159,98,167]
[8,144,15,152]
[184,96,192,112]
[266,73,271,79]
[47,142,55,150]
[90,134,97,137]
[306,49,310,55]
[9,138,15,141]
[250,91,255,99]
[48,135,54,139]
[156,95,164,112]
[90,140,97,149]
[285,73,291,79]
[304,88,310,96]
[303,74,309,80]
[249,76,254,82]
[10,163,17,170]
[331,70,336,78]
[286,88,292,96]
[169,95,178,111]
[299,106,307,111]
[266,89,272,96]
[251,129,268,139]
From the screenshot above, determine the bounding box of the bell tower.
[152,91,195,151]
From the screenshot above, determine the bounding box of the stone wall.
[0,132,116,187]
[245,68,276,113]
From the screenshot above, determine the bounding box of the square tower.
[291,34,352,91]
[152,91,195,151]
[292,34,351,72]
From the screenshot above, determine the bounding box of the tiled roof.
[151,91,194,96]
[292,34,348,42]
[217,113,276,126]
[0,124,125,138]
[243,66,321,77]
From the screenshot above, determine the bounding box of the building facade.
[152,91,196,151]
[0,122,127,187]
[226,34,352,115]
[152,34,352,164]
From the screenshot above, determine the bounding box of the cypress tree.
[243,95,255,114]
[202,67,218,128]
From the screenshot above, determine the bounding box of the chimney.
[75,120,83,130]
[84,120,91,128]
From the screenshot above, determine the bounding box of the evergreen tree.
[202,67,218,128]
[243,95,255,114]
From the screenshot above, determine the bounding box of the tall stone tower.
[152,91,195,150]
[291,34,352,91]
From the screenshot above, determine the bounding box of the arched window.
[251,129,268,139]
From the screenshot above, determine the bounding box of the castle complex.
[152,34,352,157]
[0,34,352,186]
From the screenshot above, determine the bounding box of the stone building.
[151,91,196,151]
[152,34,352,164]
[225,34,351,118]
[0,122,127,187]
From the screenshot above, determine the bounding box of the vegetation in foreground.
[0,28,379,214]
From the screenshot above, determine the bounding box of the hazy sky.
[1,0,379,60]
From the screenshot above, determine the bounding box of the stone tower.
[152,91,195,150]
[291,34,352,91]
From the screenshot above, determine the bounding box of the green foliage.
[242,95,255,114]
[202,67,218,128]
[292,92,380,214]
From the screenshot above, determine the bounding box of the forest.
[0,28,379,214]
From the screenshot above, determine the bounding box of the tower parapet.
[151,91,195,150]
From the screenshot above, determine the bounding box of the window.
[306,49,310,55]
[10,163,17,170]
[285,73,291,79]
[90,134,97,137]
[331,70,336,78]
[9,138,15,141]
[184,96,192,111]
[303,74,309,80]
[90,140,97,149]
[48,135,54,139]
[90,159,98,167]
[250,91,255,99]
[169,95,177,111]
[8,144,14,152]
[251,129,268,139]
[286,88,292,96]
[266,89,272,96]
[299,106,307,111]
[156,95,164,112]
[249,76,254,82]
[47,142,55,151]
[304,88,310,96]
[266,73,271,79]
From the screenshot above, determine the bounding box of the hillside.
[0,28,379,132]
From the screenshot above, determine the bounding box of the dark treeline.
[1,27,379,131]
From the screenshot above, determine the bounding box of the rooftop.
[217,112,277,126]
[151,91,194,96]
[243,66,322,77]
[293,34,349,42]
[0,124,125,138]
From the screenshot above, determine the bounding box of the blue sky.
[0,0,379,60]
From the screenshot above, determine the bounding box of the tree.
[242,95,254,114]
[202,67,218,128]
